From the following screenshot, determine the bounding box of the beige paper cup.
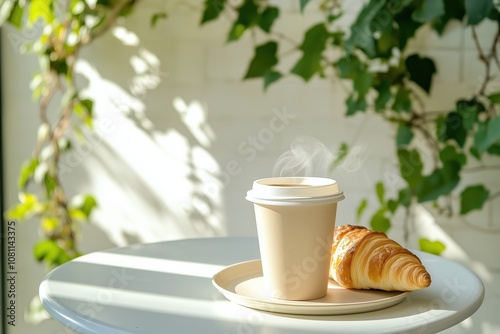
[246,177,344,300]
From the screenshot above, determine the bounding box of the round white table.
[40,237,484,334]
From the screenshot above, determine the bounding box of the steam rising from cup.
[273,136,366,177]
[273,136,333,177]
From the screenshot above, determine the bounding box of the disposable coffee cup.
[246,177,344,300]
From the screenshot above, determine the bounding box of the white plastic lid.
[246,177,345,206]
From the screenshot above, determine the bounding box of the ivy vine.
[2,0,139,268]
[198,0,500,254]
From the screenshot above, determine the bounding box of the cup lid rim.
[246,192,345,206]
[246,177,344,205]
[252,176,337,187]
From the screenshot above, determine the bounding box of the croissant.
[330,225,431,291]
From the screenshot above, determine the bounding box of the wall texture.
[2,1,499,333]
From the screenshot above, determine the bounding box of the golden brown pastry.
[330,225,431,291]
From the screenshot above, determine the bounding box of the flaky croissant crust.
[330,225,432,291]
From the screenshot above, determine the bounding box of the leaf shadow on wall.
[61,35,225,247]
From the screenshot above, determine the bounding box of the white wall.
[2,1,499,333]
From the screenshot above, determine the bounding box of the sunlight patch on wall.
[68,58,225,246]
[112,26,140,46]
[174,97,216,148]
[413,204,492,284]
[129,48,163,97]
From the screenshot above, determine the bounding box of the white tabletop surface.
[39,237,484,334]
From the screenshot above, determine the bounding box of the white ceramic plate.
[212,260,409,315]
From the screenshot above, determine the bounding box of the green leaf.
[359,38,378,59]
[330,31,345,46]
[335,55,363,79]
[353,69,373,99]
[416,161,460,202]
[392,85,412,112]
[6,203,28,220]
[58,138,72,153]
[470,146,481,160]
[396,123,414,147]
[330,142,349,169]
[263,71,282,90]
[244,41,278,79]
[6,193,41,220]
[412,0,445,23]
[405,54,436,93]
[119,5,134,17]
[258,6,279,33]
[28,0,54,25]
[7,2,24,29]
[398,188,412,207]
[436,115,446,142]
[432,0,466,35]
[376,25,396,58]
[291,53,323,82]
[465,0,493,25]
[398,148,423,190]
[291,23,330,81]
[201,0,226,24]
[487,92,500,104]
[228,24,246,42]
[44,173,56,198]
[227,0,259,42]
[150,12,168,28]
[50,59,69,76]
[473,116,500,154]
[374,79,392,111]
[346,94,367,116]
[300,0,311,13]
[376,182,385,204]
[297,23,331,55]
[472,121,488,155]
[356,199,368,221]
[345,0,387,54]
[33,239,72,266]
[80,99,93,115]
[460,185,490,214]
[440,145,467,166]
[443,112,467,147]
[395,8,422,49]
[79,195,98,219]
[370,208,391,233]
[97,0,113,7]
[76,98,94,127]
[69,208,87,221]
[387,199,399,213]
[34,239,60,263]
[488,6,500,22]
[19,158,39,189]
[487,143,500,156]
[41,217,59,232]
[456,98,484,131]
[419,238,446,255]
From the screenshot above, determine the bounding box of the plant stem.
[30,1,143,263]
[403,205,411,245]
[471,27,490,96]
[490,190,500,201]
[472,25,500,118]
[270,30,300,46]
[87,0,140,43]
[491,23,500,70]
[411,120,440,166]
[463,165,500,172]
